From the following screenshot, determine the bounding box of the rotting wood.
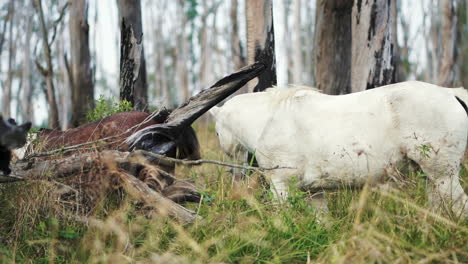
[115,170,200,224]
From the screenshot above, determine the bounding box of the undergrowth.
[85,96,133,122]
[0,122,467,263]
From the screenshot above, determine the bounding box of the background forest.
[0,0,467,263]
[0,0,466,129]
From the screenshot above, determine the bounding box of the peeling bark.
[246,0,277,92]
[351,0,395,92]
[119,19,142,106]
[118,0,148,110]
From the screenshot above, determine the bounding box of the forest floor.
[0,121,467,263]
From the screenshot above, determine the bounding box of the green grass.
[0,123,467,263]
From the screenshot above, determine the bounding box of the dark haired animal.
[0,117,31,175]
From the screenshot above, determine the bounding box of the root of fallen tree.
[1,150,289,224]
[2,151,202,223]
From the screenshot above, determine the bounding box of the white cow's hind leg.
[408,146,468,217]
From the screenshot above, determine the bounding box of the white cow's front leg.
[270,177,288,203]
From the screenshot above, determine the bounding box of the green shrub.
[85,95,133,122]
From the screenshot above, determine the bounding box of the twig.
[131,150,295,171]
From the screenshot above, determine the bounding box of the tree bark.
[351,0,396,92]
[292,0,302,84]
[437,0,458,87]
[230,0,246,71]
[22,0,34,124]
[117,0,148,110]
[245,0,277,92]
[314,0,352,95]
[175,0,190,103]
[34,0,60,129]
[458,0,467,88]
[274,0,289,87]
[69,0,94,127]
[304,1,314,85]
[2,0,15,118]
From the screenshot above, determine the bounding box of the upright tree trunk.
[199,1,212,89]
[22,0,34,124]
[69,0,94,127]
[34,0,60,129]
[430,0,442,83]
[437,0,458,87]
[2,0,15,118]
[458,0,467,88]
[304,0,314,85]
[230,0,246,71]
[292,0,302,84]
[351,0,395,92]
[153,1,170,107]
[274,0,289,87]
[246,0,277,92]
[117,0,148,110]
[314,0,352,95]
[175,0,189,103]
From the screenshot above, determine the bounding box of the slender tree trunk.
[153,1,170,107]
[199,1,211,89]
[304,0,314,85]
[117,0,148,110]
[175,0,189,103]
[58,35,71,130]
[246,0,277,92]
[430,0,442,83]
[458,0,467,87]
[2,0,15,118]
[314,0,352,95]
[22,0,34,124]
[274,0,288,87]
[34,0,60,129]
[69,0,94,127]
[292,0,302,84]
[351,0,395,92]
[230,0,246,71]
[437,0,458,87]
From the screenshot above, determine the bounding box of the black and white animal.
[0,116,31,175]
[210,81,468,217]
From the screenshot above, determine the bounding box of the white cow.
[210,81,468,217]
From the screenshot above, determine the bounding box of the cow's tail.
[451,87,468,116]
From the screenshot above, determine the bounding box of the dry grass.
[0,121,467,263]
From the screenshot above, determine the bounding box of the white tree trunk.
[273,0,288,87]
[2,0,15,118]
[292,0,302,84]
[21,0,34,124]
[351,0,395,92]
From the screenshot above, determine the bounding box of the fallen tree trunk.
[116,170,200,224]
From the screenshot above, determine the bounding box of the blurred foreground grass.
[0,121,467,264]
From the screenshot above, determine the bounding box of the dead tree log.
[116,170,200,224]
